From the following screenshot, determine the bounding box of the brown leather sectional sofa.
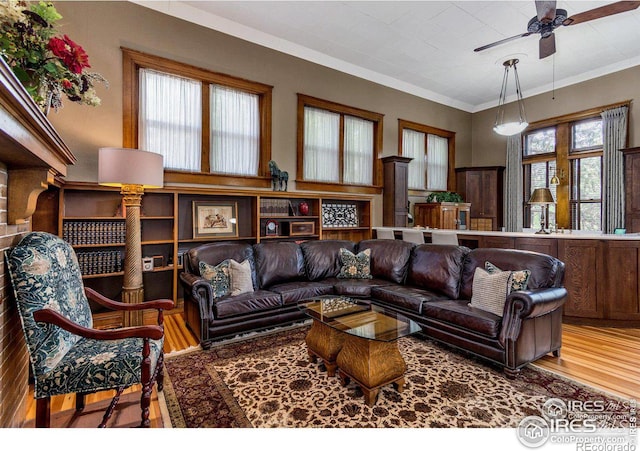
[179,238,566,376]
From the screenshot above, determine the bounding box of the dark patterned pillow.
[199,260,231,298]
[485,261,531,293]
[337,248,372,279]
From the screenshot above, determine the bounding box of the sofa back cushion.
[254,242,306,288]
[356,239,414,284]
[460,248,565,300]
[406,244,469,299]
[185,242,257,289]
[300,240,356,281]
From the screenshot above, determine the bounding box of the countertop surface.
[373,226,640,241]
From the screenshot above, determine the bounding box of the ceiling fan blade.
[536,0,557,22]
[563,1,640,26]
[539,33,556,59]
[474,32,533,53]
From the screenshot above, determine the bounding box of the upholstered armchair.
[6,232,174,428]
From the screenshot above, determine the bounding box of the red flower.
[48,35,91,74]
[62,79,72,89]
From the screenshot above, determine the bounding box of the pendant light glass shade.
[493,59,528,136]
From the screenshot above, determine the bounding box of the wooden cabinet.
[382,156,412,227]
[557,239,604,319]
[622,147,640,232]
[456,166,504,231]
[413,202,470,230]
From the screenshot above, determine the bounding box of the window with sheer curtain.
[297,95,383,193]
[123,49,272,187]
[399,120,455,192]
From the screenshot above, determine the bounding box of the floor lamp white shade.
[98,147,164,188]
[98,147,164,326]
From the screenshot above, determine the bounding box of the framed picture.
[192,202,238,239]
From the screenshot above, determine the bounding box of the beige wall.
[471,65,639,166]
[49,1,472,226]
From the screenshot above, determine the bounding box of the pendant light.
[493,58,528,136]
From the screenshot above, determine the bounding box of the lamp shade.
[528,187,555,204]
[98,147,163,188]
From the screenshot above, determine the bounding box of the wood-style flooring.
[25,315,639,427]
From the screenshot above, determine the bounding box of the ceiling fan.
[474,1,640,59]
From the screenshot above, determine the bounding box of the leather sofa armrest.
[179,272,214,321]
[504,287,567,319]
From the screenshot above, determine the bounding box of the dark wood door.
[622,147,640,232]
[602,241,640,320]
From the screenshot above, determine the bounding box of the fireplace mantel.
[0,59,75,224]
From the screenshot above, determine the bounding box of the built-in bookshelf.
[51,183,373,328]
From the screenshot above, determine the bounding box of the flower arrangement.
[0,0,107,112]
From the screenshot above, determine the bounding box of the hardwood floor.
[25,315,639,427]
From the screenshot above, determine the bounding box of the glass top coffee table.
[298,295,421,406]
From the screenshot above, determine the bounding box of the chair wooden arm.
[85,287,175,311]
[33,308,164,340]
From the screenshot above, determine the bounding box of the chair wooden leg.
[140,338,152,428]
[76,393,85,411]
[36,397,50,428]
[99,387,125,428]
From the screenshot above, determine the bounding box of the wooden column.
[121,185,145,326]
[382,156,412,227]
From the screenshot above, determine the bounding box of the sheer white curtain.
[139,68,201,171]
[403,129,426,190]
[426,134,448,191]
[210,84,260,176]
[344,116,373,185]
[303,107,340,182]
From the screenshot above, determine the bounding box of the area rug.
[162,326,628,428]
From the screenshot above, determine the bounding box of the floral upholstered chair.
[6,232,174,428]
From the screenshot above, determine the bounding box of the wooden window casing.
[122,48,273,188]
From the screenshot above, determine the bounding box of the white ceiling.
[134,1,640,113]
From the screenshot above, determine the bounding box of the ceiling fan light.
[493,121,529,136]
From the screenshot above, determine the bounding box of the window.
[297,94,383,194]
[123,48,273,187]
[523,107,612,231]
[399,119,455,193]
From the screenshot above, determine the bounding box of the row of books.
[76,250,123,276]
[63,221,126,245]
[260,199,292,216]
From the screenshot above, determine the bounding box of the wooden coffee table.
[299,295,421,406]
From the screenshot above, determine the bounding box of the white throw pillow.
[469,267,511,317]
[229,259,254,296]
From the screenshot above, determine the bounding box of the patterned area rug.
[163,326,627,428]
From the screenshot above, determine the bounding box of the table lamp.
[528,187,555,234]
[98,147,163,326]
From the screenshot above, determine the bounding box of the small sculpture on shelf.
[268,160,288,191]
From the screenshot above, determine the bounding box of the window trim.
[122,47,273,188]
[398,118,456,194]
[296,94,383,194]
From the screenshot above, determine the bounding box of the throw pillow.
[199,260,231,298]
[229,259,254,296]
[469,267,511,316]
[338,248,372,279]
[485,261,531,294]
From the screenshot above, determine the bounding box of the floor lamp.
[98,147,164,326]
[528,187,555,234]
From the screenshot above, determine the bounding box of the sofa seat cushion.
[371,285,447,314]
[214,289,282,319]
[269,281,334,305]
[422,300,502,338]
[327,277,394,297]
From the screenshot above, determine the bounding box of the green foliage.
[426,191,463,203]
